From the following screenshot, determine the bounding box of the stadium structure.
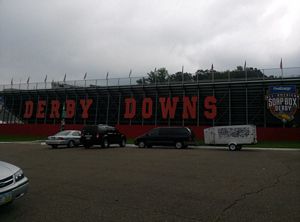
[0,67,299,140]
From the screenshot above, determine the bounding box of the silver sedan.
[46,130,81,148]
[0,161,29,206]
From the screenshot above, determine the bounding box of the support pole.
[106,93,110,125]
[213,87,215,126]
[117,93,121,125]
[197,87,199,126]
[228,87,231,125]
[44,94,49,124]
[95,94,99,124]
[246,86,248,124]
[182,88,185,126]
[155,91,158,126]
[18,94,23,124]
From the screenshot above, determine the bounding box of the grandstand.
[0,67,299,128]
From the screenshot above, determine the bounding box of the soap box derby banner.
[266,85,299,122]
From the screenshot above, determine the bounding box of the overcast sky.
[0,0,299,84]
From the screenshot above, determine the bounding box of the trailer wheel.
[228,143,237,151]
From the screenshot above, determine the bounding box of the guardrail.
[1,67,299,91]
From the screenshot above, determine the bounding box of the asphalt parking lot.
[0,143,299,222]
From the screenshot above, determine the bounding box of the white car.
[0,161,29,206]
[46,130,81,148]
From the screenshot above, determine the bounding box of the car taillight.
[96,133,99,139]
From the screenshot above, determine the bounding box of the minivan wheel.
[228,143,237,151]
[120,138,126,147]
[138,141,145,148]
[68,140,75,148]
[175,141,183,149]
[102,138,109,148]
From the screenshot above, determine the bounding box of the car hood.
[0,161,20,179]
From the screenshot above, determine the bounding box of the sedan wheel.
[68,140,75,148]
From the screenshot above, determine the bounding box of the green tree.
[137,66,267,84]
[136,68,169,84]
[169,72,193,82]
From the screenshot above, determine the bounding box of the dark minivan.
[80,124,126,148]
[134,127,195,149]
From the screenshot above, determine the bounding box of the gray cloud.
[0,0,299,84]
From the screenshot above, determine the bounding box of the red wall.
[0,124,299,141]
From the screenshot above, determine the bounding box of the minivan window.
[97,126,106,132]
[148,128,159,136]
[159,128,189,136]
[177,128,189,136]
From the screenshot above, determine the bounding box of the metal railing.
[1,67,299,92]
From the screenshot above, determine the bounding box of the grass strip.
[247,141,300,148]
[0,135,46,142]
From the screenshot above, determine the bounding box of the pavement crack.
[214,163,293,222]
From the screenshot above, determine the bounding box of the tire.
[102,138,109,148]
[228,143,237,151]
[51,145,58,149]
[175,141,183,149]
[120,138,126,147]
[68,140,75,148]
[138,141,145,148]
[2,200,13,206]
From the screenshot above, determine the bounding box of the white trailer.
[204,125,257,151]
